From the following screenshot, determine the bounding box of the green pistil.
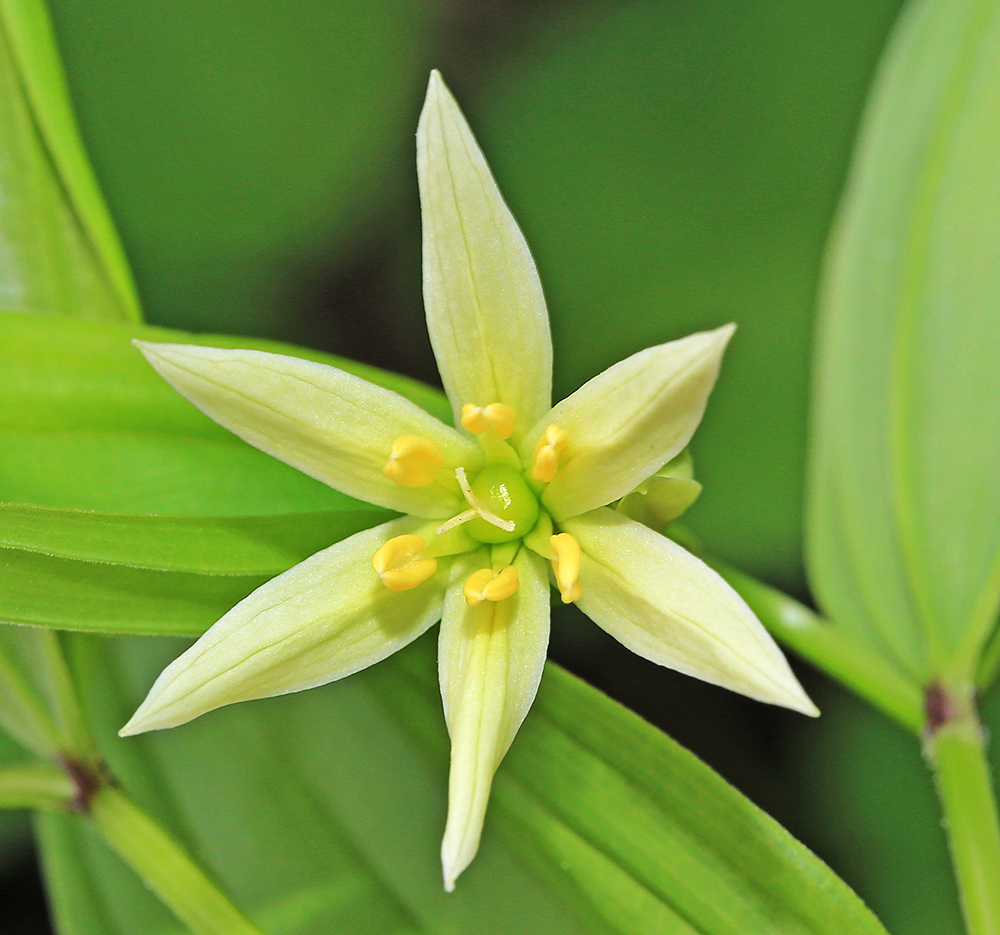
[466,465,539,544]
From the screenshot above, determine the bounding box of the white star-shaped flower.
[121,71,816,891]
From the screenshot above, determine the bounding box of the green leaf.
[37,635,887,935]
[0,550,266,636]
[806,0,1000,682]
[0,503,388,576]
[0,626,91,757]
[0,311,449,514]
[0,505,391,637]
[0,0,140,321]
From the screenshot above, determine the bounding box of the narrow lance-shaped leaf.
[0,502,387,576]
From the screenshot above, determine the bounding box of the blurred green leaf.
[0,626,91,757]
[0,0,139,321]
[806,0,1000,682]
[37,634,886,935]
[0,626,67,753]
[46,0,440,337]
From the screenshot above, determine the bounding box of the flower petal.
[563,509,818,715]
[616,476,703,531]
[135,341,478,517]
[417,71,552,441]
[438,548,550,891]
[120,518,446,735]
[525,326,734,521]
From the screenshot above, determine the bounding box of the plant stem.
[0,762,73,811]
[88,784,267,935]
[924,684,1000,935]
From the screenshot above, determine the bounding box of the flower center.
[464,465,539,544]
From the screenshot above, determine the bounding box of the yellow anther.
[372,535,437,591]
[463,565,520,607]
[531,425,569,482]
[382,435,444,487]
[550,533,582,604]
[461,402,516,440]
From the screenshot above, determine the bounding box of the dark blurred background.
[9,0,989,932]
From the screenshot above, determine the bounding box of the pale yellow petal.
[120,518,446,735]
[438,549,550,890]
[135,341,478,518]
[563,509,818,715]
[523,326,734,521]
[418,71,552,441]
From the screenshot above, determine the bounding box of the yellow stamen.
[531,425,569,482]
[463,565,520,606]
[550,533,582,603]
[382,435,444,487]
[461,402,516,439]
[372,534,437,591]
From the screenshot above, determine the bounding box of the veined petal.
[418,71,552,441]
[525,326,734,521]
[438,548,550,891]
[135,342,478,518]
[120,518,446,735]
[563,509,818,715]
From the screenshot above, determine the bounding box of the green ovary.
[466,465,539,544]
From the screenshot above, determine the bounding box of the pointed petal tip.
[789,690,821,718]
[421,69,450,119]
[770,677,820,718]
[441,846,468,894]
[131,339,187,365]
[700,322,736,355]
[117,713,148,738]
[117,699,173,737]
